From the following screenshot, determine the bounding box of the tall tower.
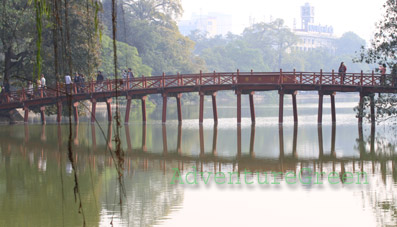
[301,3,314,31]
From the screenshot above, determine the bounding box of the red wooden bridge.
[1,69,396,124]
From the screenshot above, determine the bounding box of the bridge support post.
[142,123,147,152]
[40,106,46,125]
[91,99,97,123]
[199,92,204,124]
[162,124,167,154]
[237,125,241,157]
[292,91,298,124]
[249,92,255,124]
[106,98,112,122]
[212,124,218,156]
[177,124,182,154]
[278,91,284,124]
[358,93,364,125]
[236,90,241,124]
[318,91,323,124]
[249,124,255,157]
[199,124,204,156]
[125,96,131,123]
[176,93,182,123]
[279,125,284,159]
[330,92,336,124]
[73,102,79,123]
[162,93,167,123]
[212,92,218,123]
[370,94,375,124]
[57,101,62,123]
[142,96,147,122]
[23,107,29,123]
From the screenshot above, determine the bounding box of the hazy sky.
[180,0,385,42]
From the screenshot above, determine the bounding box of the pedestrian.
[96,71,104,91]
[338,62,347,85]
[74,72,80,93]
[65,74,72,94]
[36,79,41,97]
[40,74,46,96]
[127,68,134,79]
[380,64,387,86]
[79,73,86,92]
[122,70,127,80]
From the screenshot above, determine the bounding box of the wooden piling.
[212,92,218,123]
[91,99,97,123]
[142,96,147,122]
[106,98,112,122]
[73,102,79,123]
[358,93,364,125]
[292,91,298,124]
[249,92,255,123]
[56,101,62,123]
[176,93,182,123]
[40,106,45,125]
[125,96,132,123]
[279,91,284,124]
[199,92,204,124]
[370,94,375,124]
[162,94,167,123]
[237,90,241,124]
[318,92,323,124]
[24,107,29,123]
[330,93,336,123]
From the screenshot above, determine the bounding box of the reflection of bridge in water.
[2,123,395,181]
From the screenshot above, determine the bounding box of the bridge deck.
[1,70,396,124]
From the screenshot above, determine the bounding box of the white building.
[292,3,337,52]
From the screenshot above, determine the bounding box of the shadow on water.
[0,122,396,226]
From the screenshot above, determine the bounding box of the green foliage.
[200,40,269,72]
[190,20,369,73]
[356,0,397,121]
[102,0,204,75]
[99,35,152,77]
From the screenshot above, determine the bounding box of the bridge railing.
[0,71,395,106]
[283,71,386,86]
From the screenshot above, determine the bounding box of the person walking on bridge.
[96,71,104,91]
[380,64,387,86]
[65,74,72,94]
[40,74,46,97]
[338,62,347,85]
[127,68,134,80]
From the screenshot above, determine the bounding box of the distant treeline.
[0,0,370,89]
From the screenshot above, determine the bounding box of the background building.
[293,3,337,52]
[178,13,233,37]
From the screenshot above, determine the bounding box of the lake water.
[0,92,396,227]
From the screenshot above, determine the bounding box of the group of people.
[338,62,397,87]
[64,72,86,94]
[25,74,46,98]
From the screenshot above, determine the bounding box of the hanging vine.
[111,0,126,213]
[30,0,49,80]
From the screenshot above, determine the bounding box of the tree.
[242,19,298,70]
[357,0,397,121]
[0,0,35,88]
[102,0,204,75]
[0,0,102,89]
[336,32,366,56]
[99,35,151,77]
